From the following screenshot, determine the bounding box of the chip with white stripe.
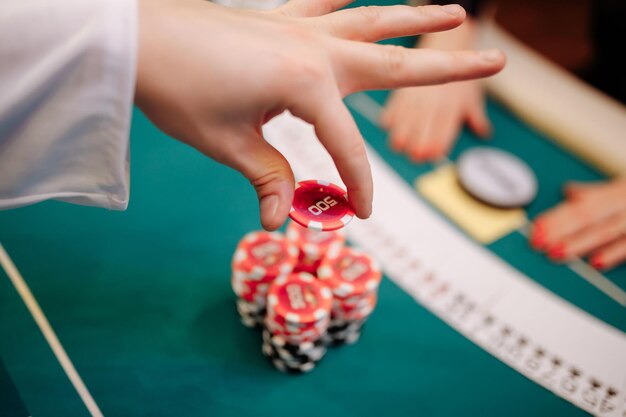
[289,180,354,231]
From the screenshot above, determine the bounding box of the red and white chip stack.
[231,220,382,373]
[262,272,332,374]
[317,246,382,345]
[285,220,345,275]
[231,231,299,328]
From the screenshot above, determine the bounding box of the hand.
[135,0,505,230]
[530,178,626,271]
[380,80,489,161]
[380,18,491,162]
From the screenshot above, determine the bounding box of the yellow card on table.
[416,164,527,245]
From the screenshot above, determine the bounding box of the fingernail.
[410,150,423,161]
[590,254,605,270]
[430,150,444,162]
[548,243,566,261]
[479,49,503,62]
[530,234,545,250]
[530,223,546,249]
[442,4,464,15]
[390,139,404,152]
[483,125,493,138]
[531,221,544,233]
[260,194,279,220]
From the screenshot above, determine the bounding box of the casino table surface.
[1,11,625,417]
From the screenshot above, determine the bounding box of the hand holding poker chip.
[289,180,355,232]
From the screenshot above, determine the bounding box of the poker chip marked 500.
[289,180,354,231]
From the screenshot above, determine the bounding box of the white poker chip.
[457,147,538,208]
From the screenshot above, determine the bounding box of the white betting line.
[0,243,104,417]
[345,92,625,307]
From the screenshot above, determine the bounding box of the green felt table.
[1,13,625,417]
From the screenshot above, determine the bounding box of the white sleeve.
[0,0,137,210]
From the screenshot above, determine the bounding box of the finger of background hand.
[590,235,626,271]
[379,107,393,130]
[313,4,464,42]
[335,45,505,95]
[379,93,401,130]
[385,91,415,152]
[556,212,626,260]
[465,96,492,139]
[387,103,416,152]
[563,181,604,200]
[427,109,463,161]
[531,198,623,250]
[225,129,295,231]
[404,111,436,162]
[275,0,354,18]
[290,91,373,219]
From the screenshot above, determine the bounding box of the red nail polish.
[548,243,566,260]
[530,223,546,249]
[590,254,605,270]
[430,149,443,161]
[530,234,546,250]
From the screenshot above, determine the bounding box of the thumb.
[228,129,295,231]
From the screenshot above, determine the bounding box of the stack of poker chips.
[317,246,382,346]
[231,231,299,328]
[262,272,332,374]
[286,220,345,275]
[231,221,382,373]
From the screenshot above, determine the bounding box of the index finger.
[290,89,373,219]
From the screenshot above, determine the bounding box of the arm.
[1,0,505,231]
[0,0,136,210]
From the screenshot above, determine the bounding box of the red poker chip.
[292,256,321,275]
[231,231,299,282]
[317,246,382,298]
[267,272,332,324]
[286,220,346,262]
[265,314,329,337]
[264,323,326,344]
[264,313,329,336]
[331,294,374,312]
[231,271,272,305]
[267,308,330,329]
[331,292,377,320]
[289,180,354,232]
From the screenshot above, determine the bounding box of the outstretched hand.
[530,178,626,271]
[380,80,490,161]
[380,19,491,162]
[135,0,505,230]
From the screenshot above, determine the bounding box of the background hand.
[380,79,489,161]
[380,18,491,162]
[530,178,626,271]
